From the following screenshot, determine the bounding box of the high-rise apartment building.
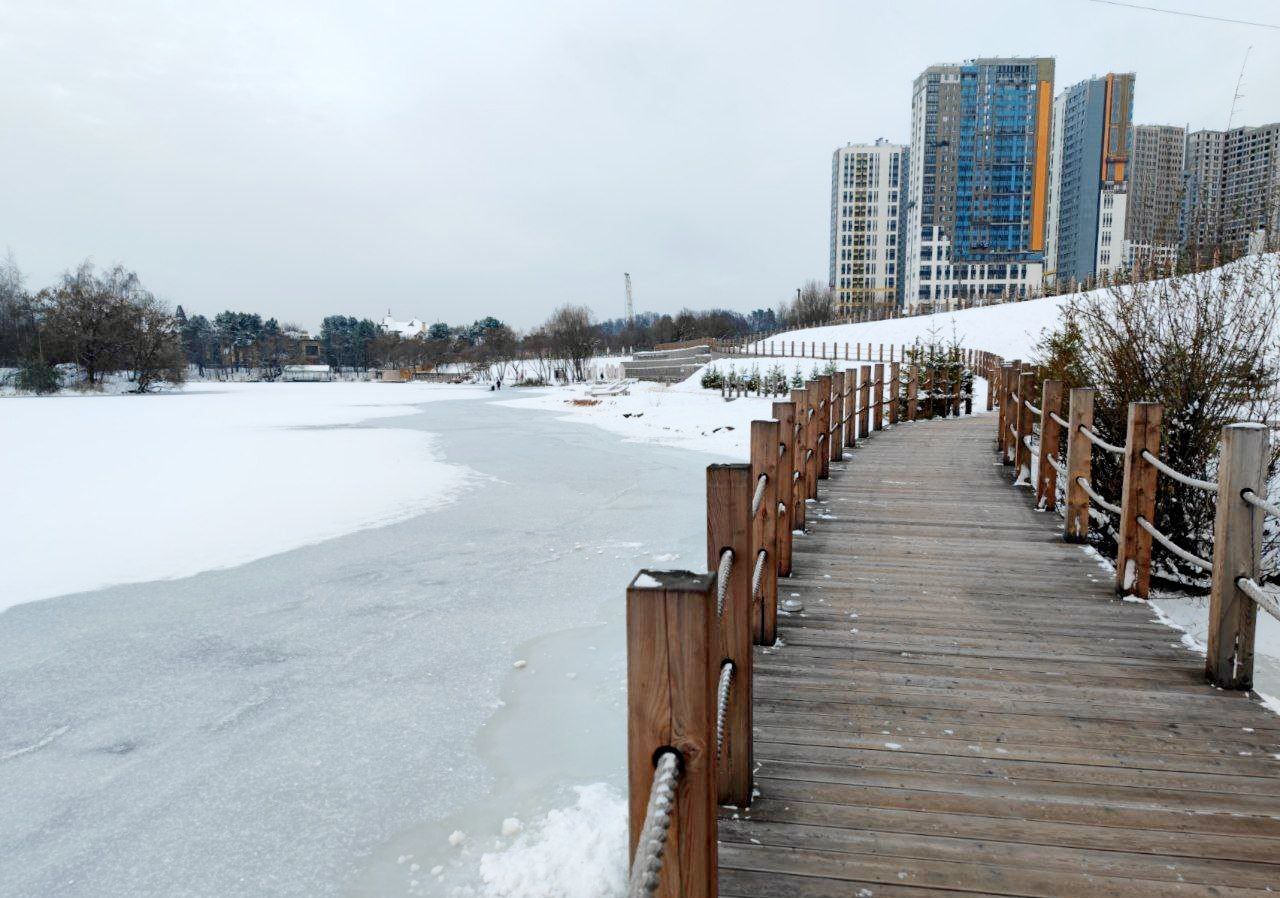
[904,57,1055,310]
[1182,124,1280,253]
[1044,73,1134,286]
[1126,124,1185,270]
[829,140,907,316]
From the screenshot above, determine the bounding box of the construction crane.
[624,272,634,322]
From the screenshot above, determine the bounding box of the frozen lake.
[0,392,715,897]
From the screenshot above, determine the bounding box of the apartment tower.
[1044,73,1135,286]
[1126,124,1186,271]
[829,139,908,317]
[904,57,1055,310]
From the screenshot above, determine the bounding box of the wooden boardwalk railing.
[623,354,1280,898]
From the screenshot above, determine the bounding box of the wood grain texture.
[720,415,1280,898]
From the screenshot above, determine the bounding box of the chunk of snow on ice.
[501,817,523,837]
[430,865,443,876]
[513,660,528,669]
[884,743,902,750]
[448,830,466,847]
[477,784,625,898]
[651,553,679,562]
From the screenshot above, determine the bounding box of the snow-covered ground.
[0,382,483,609]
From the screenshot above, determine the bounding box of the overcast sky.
[2,0,1278,331]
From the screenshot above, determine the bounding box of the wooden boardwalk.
[719,414,1280,897]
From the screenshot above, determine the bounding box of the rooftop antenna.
[624,272,634,322]
[1227,45,1251,130]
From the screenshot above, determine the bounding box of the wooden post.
[996,365,1010,455]
[816,375,832,478]
[873,363,885,431]
[858,365,871,439]
[907,364,919,422]
[788,388,808,531]
[1206,423,1269,689]
[986,361,995,411]
[888,362,900,424]
[843,369,857,448]
[829,371,845,461]
[1036,379,1064,510]
[1014,371,1034,479]
[627,570,718,898]
[878,343,883,362]
[1114,402,1162,598]
[772,400,796,576]
[806,380,826,482]
[750,420,780,645]
[1064,387,1094,543]
[952,365,963,417]
[802,383,819,499]
[705,465,752,804]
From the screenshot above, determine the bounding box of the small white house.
[281,364,333,382]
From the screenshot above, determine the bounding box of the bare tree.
[42,262,144,385]
[127,295,186,392]
[545,304,595,382]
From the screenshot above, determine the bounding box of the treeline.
[1,254,844,393]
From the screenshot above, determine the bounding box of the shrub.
[700,366,724,390]
[16,360,61,394]
[1033,256,1280,584]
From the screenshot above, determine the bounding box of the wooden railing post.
[1064,387,1094,542]
[816,375,832,478]
[873,363,885,431]
[1115,401,1162,597]
[789,388,809,531]
[858,365,871,439]
[985,360,995,411]
[907,364,919,422]
[843,369,857,448]
[803,383,819,499]
[705,465,752,805]
[889,362,900,424]
[829,371,845,462]
[996,364,1011,457]
[750,420,780,645]
[627,570,718,898]
[1206,423,1269,689]
[1036,379,1064,510]
[1014,370,1035,480]
[772,401,796,576]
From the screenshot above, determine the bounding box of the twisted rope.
[1140,450,1219,494]
[1025,401,1042,417]
[1076,476,1121,515]
[750,474,768,517]
[627,751,681,898]
[715,661,734,755]
[714,548,734,617]
[1136,516,1213,571]
[1049,411,1069,428]
[1078,425,1125,456]
[1045,454,1066,476]
[1238,577,1280,622]
[751,549,767,599]
[1243,489,1280,520]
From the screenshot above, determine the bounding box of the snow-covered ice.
[0,381,482,609]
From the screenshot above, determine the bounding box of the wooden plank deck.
[721,414,1280,897]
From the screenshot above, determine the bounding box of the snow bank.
[0,382,483,609]
[475,784,627,898]
[495,372,779,457]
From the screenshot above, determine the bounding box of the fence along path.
[624,358,1280,898]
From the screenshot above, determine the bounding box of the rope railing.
[1078,425,1125,456]
[750,474,768,518]
[627,750,680,898]
[1242,489,1280,519]
[1237,577,1280,622]
[715,549,734,616]
[1137,515,1213,571]
[991,363,1275,691]
[1140,449,1219,494]
[1076,476,1121,515]
[751,549,766,599]
[714,661,734,756]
